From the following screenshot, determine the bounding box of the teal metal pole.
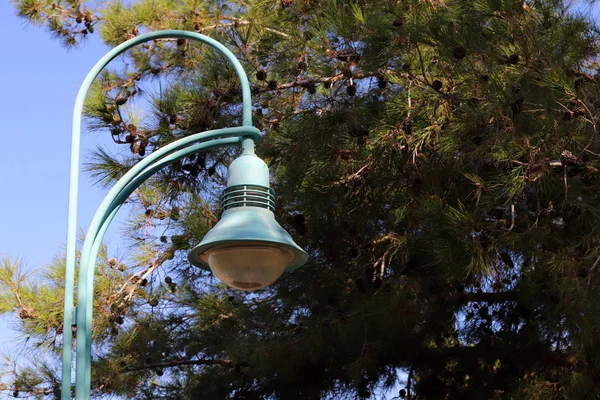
[62,30,257,399]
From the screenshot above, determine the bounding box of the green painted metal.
[221,184,276,211]
[226,152,271,187]
[63,29,258,400]
[188,207,309,272]
[189,147,308,272]
[76,136,241,398]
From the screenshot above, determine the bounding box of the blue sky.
[0,1,126,353]
[0,2,113,267]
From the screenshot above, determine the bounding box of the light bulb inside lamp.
[201,244,295,290]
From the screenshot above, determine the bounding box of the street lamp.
[61,30,307,400]
[188,148,308,290]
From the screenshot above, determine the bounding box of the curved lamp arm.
[62,30,258,399]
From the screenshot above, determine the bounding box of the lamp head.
[187,149,307,290]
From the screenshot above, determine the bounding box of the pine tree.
[4,0,600,398]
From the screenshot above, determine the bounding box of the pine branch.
[228,17,291,38]
[112,235,191,304]
[508,159,563,168]
[125,358,233,372]
[253,71,384,93]
[150,18,291,41]
[414,43,430,85]
[0,385,56,396]
[84,147,137,189]
[414,345,577,369]
[458,291,519,303]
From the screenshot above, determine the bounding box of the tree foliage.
[5,0,600,398]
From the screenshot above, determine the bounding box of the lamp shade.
[187,151,308,290]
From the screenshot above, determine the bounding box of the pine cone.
[293,214,307,235]
[256,70,267,81]
[560,150,578,166]
[19,307,35,320]
[453,46,466,60]
[403,119,413,135]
